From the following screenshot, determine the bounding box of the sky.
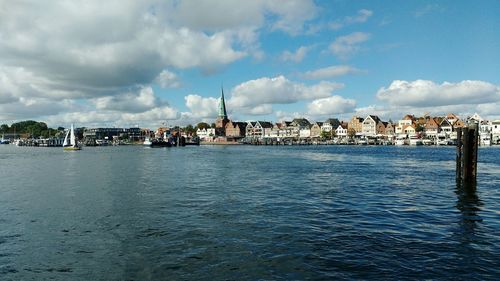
[0,0,499,128]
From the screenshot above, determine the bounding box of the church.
[214,88,247,140]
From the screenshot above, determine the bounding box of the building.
[384,122,395,136]
[225,121,247,139]
[215,87,229,136]
[83,127,142,141]
[361,115,381,136]
[310,122,323,138]
[321,118,340,132]
[424,118,440,138]
[348,116,364,133]
[196,128,216,140]
[335,123,348,138]
[246,121,273,138]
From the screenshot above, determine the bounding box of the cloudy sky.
[0,0,499,128]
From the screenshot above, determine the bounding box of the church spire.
[218,86,227,118]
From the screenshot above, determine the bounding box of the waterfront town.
[1,91,499,147]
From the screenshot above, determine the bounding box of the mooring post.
[472,122,479,182]
[462,127,470,183]
[456,127,462,182]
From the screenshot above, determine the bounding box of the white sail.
[70,124,76,146]
[63,129,70,146]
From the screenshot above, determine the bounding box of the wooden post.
[456,127,462,182]
[473,123,479,181]
[456,123,479,187]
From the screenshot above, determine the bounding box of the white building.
[361,115,381,137]
[196,128,216,140]
[335,124,348,138]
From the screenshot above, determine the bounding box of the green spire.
[218,86,227,118]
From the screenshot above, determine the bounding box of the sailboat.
[63,124,81,150]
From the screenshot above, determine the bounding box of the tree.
[184,124,196,135]
[320,130,330,140]
[347,128,356,139]
[415,124,425,132]
[210,123,216,128]
[0,124,8,133]
[196,122,209,130]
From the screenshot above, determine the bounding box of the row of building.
[197,90,500,145]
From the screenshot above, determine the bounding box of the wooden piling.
[456,127,462,182]
[456,123,479,186]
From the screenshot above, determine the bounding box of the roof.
[324,118,340,125]
[291,118,311,127]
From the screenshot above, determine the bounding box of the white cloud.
[302,65,361,80]
[229,76,344,109]
[376,80,500,107]
[184,95,219,119]
[329,32,371,60]
[155,70,181,89]
[330,9,373,30]
[281,46,310,63]
[93,87,167,113]
[307,96,356,116]
[167,0,317,35]
[0,0,321,126]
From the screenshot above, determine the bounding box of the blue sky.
[0,0,499,128]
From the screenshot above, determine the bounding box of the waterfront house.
[321,118,340,133]
[395,118,413,136]
[440,119,453,136]
[446,113,459,125]
[246,121,273,138]
[348,116,364,134]
[289,118,311,138]
[376,121,387,136]
[403,124,416,136]
[225,121,247,139]
[384,122,395,136]
[299,128,311,138]
[275,121,295,138]
[196,128,216,140]
[424,118,440,138]
[362,115,381,137]
[310,122,323,138]
[335,123,348,138]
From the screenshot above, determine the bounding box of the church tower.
[215,87,229,135]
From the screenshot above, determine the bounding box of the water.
[0,145,499,280]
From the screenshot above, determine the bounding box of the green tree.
[347,128,356,139]
[415,124,425,132]
[0,124,8,133]
[196,122,210,130]
[320,130,330,140]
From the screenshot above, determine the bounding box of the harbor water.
[0,145,499,280]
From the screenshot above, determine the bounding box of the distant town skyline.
[0,0,499,128]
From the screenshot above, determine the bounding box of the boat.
[409,136,423,146]
[395,136,407,146]
[0,134,9,144]
[150,139,172,147]
[143,137,152,146]
[422,139,434,146]
[63,124,81,151]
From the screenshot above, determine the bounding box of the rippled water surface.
[1,145,499,280]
